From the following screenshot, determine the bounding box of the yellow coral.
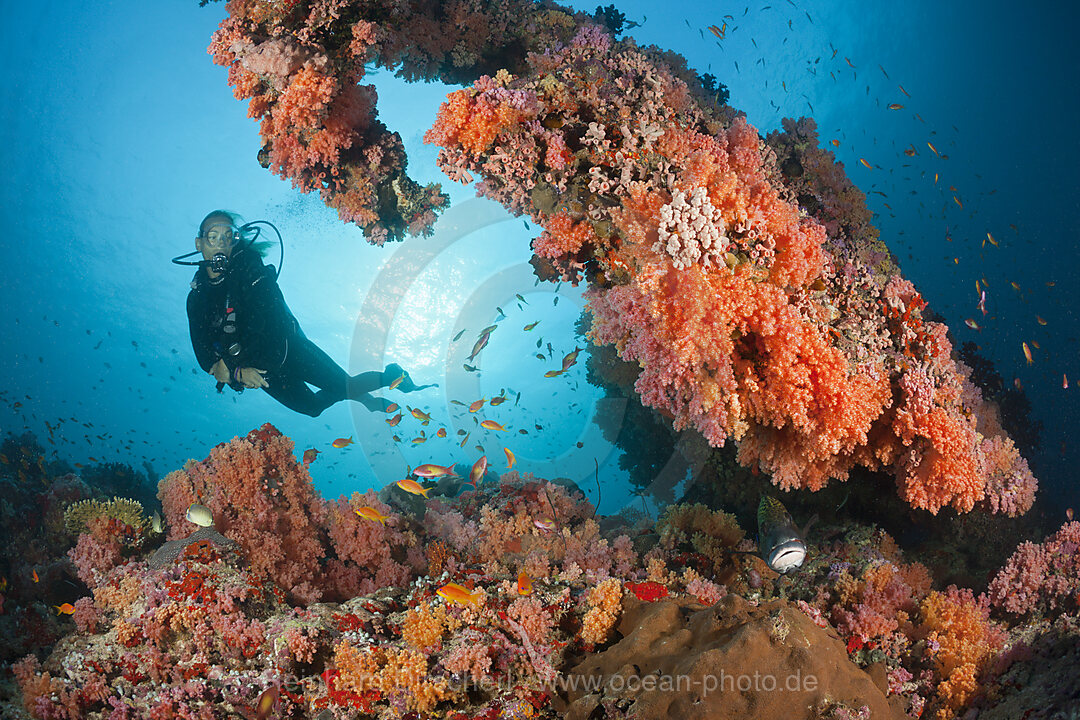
[657,503,745,569]
[581,577,623,644]
[646,556,670,584]
[833,570,859,605]
[64,497,148,536]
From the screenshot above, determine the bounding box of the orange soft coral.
[581,577,623,644]
[424,88,532,156]
[894,407,983,514]
[919,587,1006,718]
[334,642,452,713]
[402,601,448,652]
[590,253,891,491]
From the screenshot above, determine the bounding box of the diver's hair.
[197,209,270,257]
[198,209,243,238]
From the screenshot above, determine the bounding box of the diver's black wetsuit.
[186,247,386,417]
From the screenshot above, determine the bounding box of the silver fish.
[757,496,816,574]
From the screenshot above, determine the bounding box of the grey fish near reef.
[757,496,816,574]
[186,502,214,528]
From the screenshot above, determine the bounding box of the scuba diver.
[178,210,435,417]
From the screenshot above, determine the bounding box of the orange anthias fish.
[386,413,403,427]
[1037,316,1047,326]
[523,321,540,331]
[561,347,582,371]
[1065,373,1069,390]
[388,372,406,390]
[517,572,533,596]
[987,232,998,247]
[1022,342,1034,365]
[927,141,940,156]
[32,569,39,583]
[410,407,433,424]
[469,398,486,413]
[355,506,391,525]
[332,437,353,449]
[413,463,457,478]
[830,139,840,147]
[397,478,431,498]
[469,455,488,485]
[437,582,482,607]
[490,395,507,406]
[964,319,981,331]
[544,370,564,378]
[480,420,507,432]
[436,427,447,438]
[385,403,399,413]
[54,603,76,615]
[533,517,556,532]
[858,158,872,169]
[254,685,278,720]
[887,103,904,110]
[302,448,320,464]
[503,447,516,469]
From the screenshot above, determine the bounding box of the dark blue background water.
[0,0,1076,519]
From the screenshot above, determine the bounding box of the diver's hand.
[238,367,269,389]
[210,359,231,384]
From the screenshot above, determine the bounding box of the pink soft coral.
[157,424,329,604]
[987,520,1080,616]
[323,490,415,598]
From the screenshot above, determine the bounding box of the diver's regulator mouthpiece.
[209,252,230,275]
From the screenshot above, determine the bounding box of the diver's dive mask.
[201,222,238,250]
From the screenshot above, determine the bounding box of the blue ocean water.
[0,0,1077,522]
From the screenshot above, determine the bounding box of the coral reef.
[1,424,1077,719]
[419,20,1034,517]
[157,423,416,605]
